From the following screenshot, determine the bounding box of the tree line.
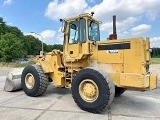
[151,48,160,58]
[0,17,63,62]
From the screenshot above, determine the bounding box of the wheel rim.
[79,79,99,102]
[25,73,35,89]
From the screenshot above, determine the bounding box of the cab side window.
[88,20,100,41]
[69,21,78,44]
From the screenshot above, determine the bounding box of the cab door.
[67,18,89,59]
[79,18,88,56]
[67,20,79,58]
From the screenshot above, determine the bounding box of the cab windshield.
[88,19,100,41]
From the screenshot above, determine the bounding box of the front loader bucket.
[4,68,24,92]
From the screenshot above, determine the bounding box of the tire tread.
[32,65,48,96]
[21,64,48,97]
[71,67,115,113]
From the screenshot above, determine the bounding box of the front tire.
[21,65,48,97]
[71,67,115,113]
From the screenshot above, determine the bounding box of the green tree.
[0,17,6,36]
[151,48,160,58]
[52,44,63,51]
[0,17,63,57]
[22,35,42,55]
[5,26,23,38]
[47,44,63,52]
[0,33,24,62]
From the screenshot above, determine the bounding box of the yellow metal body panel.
[67,44,79,58]
[36,61,53,73]
[120,73,149,88]
[97,40,123,64]
[146,38,150,60]
[37,50,65,87]
[48,72,65,87]
[149,74,157,90]
[123,38,146,74]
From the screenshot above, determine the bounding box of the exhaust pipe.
[109,15,117,40]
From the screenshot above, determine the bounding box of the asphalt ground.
[0,65,159,120]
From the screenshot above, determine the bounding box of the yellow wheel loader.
[4,12,157,113]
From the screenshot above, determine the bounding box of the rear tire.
[115,86,126,97]
[71,67,115,113]
[21,65,48,97]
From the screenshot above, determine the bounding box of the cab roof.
[66,13,100,23]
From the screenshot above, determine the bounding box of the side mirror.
[60,19,66,33]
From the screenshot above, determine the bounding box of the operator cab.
[68,18,100,44]
[60,12,100,59]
